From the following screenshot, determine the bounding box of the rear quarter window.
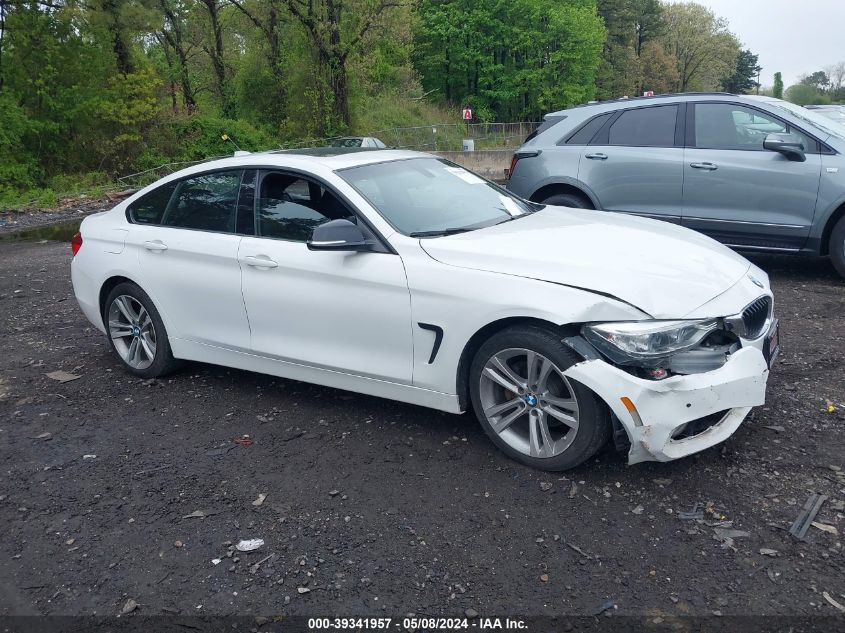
[127,181,178,225]
[563,112,613,145]
[524,116,566,143]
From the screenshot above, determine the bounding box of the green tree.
[661,2,740,92]
[631,0,663,56]
[595,0,666,98]
[416,0,605,119]
[722,48,761,93]
[786,83,828,106]
[283,0,409,135]
[639,40,678,95]
[199,0,234,117]
[801,70,830,91]
[773,72,783,99]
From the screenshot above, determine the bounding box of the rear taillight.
[71,231,83,256]
[508,150,541,180]
[509,154,519,180]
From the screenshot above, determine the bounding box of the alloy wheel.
[108,295,157,370]
[479,348,580,458]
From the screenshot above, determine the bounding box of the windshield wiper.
[409,228,473,238]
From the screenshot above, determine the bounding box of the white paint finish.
[392,233,647,394]
[130,224,251,350]
[169,338,461,413]
[682,263,772,320]
[104,228,129,254]
[70,150,777,464]
[419,206,752,318]
[564,347,769,464]
[238,237,413,382]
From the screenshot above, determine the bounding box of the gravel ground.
[1,237,844,620]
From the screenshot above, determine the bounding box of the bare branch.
[225,0,270,38]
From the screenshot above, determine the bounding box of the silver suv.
[507,93,845,278]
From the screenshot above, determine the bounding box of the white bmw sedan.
[71,149,779,471]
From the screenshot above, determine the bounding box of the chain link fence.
[279,122,540,152]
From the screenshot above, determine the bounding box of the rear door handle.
[143,240,168,252]
[690,162,718,171]
[585,153,608,160]
[242,255,278,269]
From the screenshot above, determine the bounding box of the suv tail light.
[71,231,83,256]
[508,150,541,180]
[508,155,519,180]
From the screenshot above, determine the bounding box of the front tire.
[104,282,181,379]
[830,215,845,279]
[469,325,611,471]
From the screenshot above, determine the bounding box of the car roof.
[161,148,428,181]
[544,92,782,118]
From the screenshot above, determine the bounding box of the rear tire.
[540,192,593,209]
[830,215,845,279]
[104,282,181,379]
[469,325,611,471]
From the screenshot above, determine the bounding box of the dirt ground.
[1,234,844,620]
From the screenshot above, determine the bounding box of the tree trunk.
[160,1,195,110]
[0,0,6,92]
[101,0,133,75]
[155,32,179,112]
[201,0,232,117]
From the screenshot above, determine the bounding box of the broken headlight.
[583,319,719,367]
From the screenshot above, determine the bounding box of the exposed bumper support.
[563,347,769,464]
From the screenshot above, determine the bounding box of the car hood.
[419,207,752,319]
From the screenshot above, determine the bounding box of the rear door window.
[607,105,678,147]
[127,181,178,225]
[162,171,242,233]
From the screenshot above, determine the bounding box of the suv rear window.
[607,105,678,147]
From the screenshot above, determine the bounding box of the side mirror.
[307,218,373,252]
[763,133,806,162]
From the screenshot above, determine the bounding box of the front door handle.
[143,240,168,252]
[690,162,718,171]
[585,153,608,160]
[242,255,278,269]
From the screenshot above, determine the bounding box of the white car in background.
[71,149,778,470]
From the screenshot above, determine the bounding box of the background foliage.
[0,0,840,206]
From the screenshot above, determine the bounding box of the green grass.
[0,172,119,211]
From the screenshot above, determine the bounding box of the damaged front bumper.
[563,346,769,464]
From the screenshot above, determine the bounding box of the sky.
[695,0,845,87]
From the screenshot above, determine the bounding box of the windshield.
[338,157,536,236]
[766,100,845,140]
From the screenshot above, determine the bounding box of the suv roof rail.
[558,92,738,112]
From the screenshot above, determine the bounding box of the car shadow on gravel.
[747,253,841,283]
